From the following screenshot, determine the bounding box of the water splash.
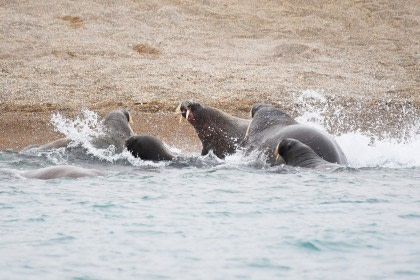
[49,110,123,163]
[337,132,420,168]
[292,90,420,168]
[48,97,419,168]
[49,110,178,166]
[51,109,103,140]
[294,89,329,131]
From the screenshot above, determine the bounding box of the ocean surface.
[1,94,419,279]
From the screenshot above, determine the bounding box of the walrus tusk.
[245,122,251,137]
[175,104,190,123]
[128,125,134,135]
[275,144,280,160]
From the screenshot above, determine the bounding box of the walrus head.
[275,138,342,168]
[104,109,133,124]
[250,104,291,119]
[125,135,175,161]
[250,103,273,118]
[175,100,202,123]
[275,138,317,166]
[275,138,295,162]
[121,109,133,124]
[103,109,134,135]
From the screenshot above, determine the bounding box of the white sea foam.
[337,132,420,168]
[294,90,420,168]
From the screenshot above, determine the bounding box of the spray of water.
[49,95,419,168]
[292,90,420,168]
[50,110,142,165]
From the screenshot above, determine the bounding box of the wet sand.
[1,0,418,151]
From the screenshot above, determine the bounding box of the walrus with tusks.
[275,138,343,169]
[244,104,347,165]
[22,165,104,180]
[125,135,175,161]
[20,109,134,154]
[175,101,250,158]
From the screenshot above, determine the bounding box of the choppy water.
[1,93,420,279]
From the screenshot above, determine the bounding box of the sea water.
[1,93,419,279]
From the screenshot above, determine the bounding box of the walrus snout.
[175,100,200,123]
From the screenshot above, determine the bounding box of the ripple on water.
[399,214,420,219]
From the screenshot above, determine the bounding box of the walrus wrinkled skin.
[125,135,175,161]
[175,101,250,158]
[275,138,342,169]
[20,109,134,154]
[22,165,104,180]
[244,104,348,165]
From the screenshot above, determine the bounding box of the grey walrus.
[20,109,134,154]
[175,101,250,158]
[22,165,104,180]
[275,138,343,169]
[125,135,175,161]
[90,109,134,153]
[244,104,348,165]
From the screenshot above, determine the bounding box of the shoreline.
[1,93,418,151]
[1,0,418,150]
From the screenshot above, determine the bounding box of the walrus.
[90,109,134,153]
[275,138,343,169]
[20,138,72,153]
[20,109,134,154]
[244,104,348,165]
[22,165,104,180]
[125,135,175,161]
[175,101,250,158]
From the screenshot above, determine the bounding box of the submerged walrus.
[20,109,134,154]
[125,135,175,161]
[175,101,250,158]
[244,104,347,165]
[275,138,343,169]
[22,165,104,180]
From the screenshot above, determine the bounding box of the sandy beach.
[0,0,418,151]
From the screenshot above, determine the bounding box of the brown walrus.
[175,101,250,158]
